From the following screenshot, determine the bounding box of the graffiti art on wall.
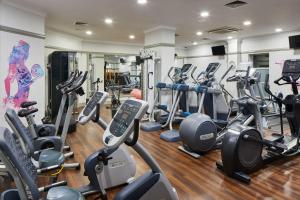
[3,40,44,108]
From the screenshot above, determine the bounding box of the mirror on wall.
[251,53,270,98]
[103,55,142,100]
[86,53,142,111]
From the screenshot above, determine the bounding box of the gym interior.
[0,0,300,199]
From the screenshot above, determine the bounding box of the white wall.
[82,41,142,55]
[45,29,82,50]
[176,43,229,106]
[183,31,300,101]
[45,29,143,56]
[0,1,45,35]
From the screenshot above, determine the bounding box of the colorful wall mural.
[3,40,44,108]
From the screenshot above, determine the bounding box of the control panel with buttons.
[78,91,109,124]
[103,99,148,149]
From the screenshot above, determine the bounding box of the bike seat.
[18,108,38,118]
[38,149,64,168]
[20,101,37,108]
[47,186,84,200]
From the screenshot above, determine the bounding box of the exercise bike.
[77,91,136,197]
[217,59,300,183]
[0,99,178,200]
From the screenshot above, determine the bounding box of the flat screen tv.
[289,35,300,49]
[212,45,226,56]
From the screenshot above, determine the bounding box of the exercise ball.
[130,89,142,99]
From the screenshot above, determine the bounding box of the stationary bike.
[20,71,79,138]
[217,59,300,183]
[77,91,136,197]
[0,99,178,200]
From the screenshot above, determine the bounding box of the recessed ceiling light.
[193,42,198,45]
[243,20,252,26]
[196,31,203,36]
[137,0,147,4]
[86,30,93,35]
[200,11,210,18]
[129,35,135,39]
[105,18,113,24]
[275,28,282,33]
[227,36,233,40]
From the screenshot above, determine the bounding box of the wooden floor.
[58,109,300,200]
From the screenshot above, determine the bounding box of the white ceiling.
[7,0,300,47]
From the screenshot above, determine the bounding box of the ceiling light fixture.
[105,18,113,24]
[227,36,233,39]
[137,0,148,4]
[193,42,198,45]
[275,28,283,33]
[86,30,93,35]
[196,31,203,36]
[129,35,135,39]
[243,20,252,26]
[200,11,210,18]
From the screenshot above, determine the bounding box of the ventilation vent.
[74,21,88,30]
[225,0,248,8]
[201,38,210,41]
[208,26,241,34]
[74,21,88,26]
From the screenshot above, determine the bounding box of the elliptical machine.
[217,59,300,183]
[178,65,262,158]
[140,64,192,132]
[160,63,224,142]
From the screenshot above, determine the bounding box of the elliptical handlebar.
[167,67,176,83]
[219,64,235,84]
[63,71,88,94]
[56,70,79,90]
[273,76,296,86]
[264,74,283,103]
[191,66,199,83]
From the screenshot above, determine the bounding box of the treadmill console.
[103,99,148,148]
[78,91,109,124]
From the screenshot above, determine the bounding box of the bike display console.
[103,99,148,148]
[78,91,109,124]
